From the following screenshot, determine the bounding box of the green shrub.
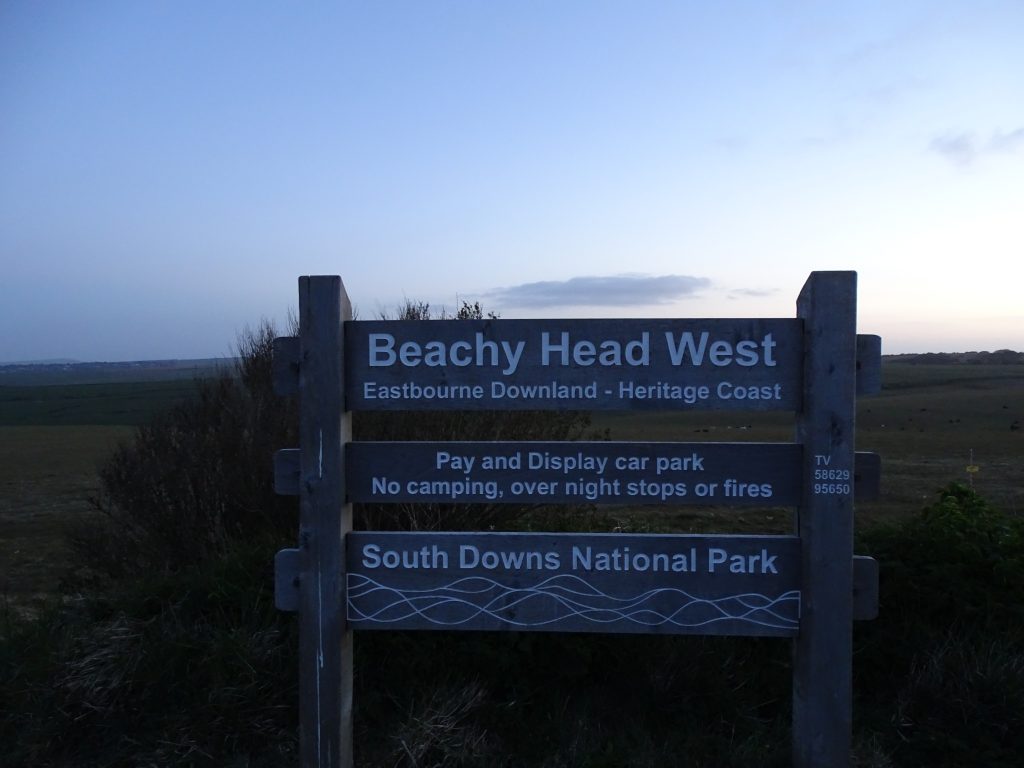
[855,482,1024,766]
[859,482,1024,639]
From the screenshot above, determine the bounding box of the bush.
[68,321,299,585]
[859,482,1024,640]
[855,482,1024,766]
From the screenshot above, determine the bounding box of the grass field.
[0,425,133,608]
[0,380,202,427]
[855,363,1023,523]
[0,376,204,607]
[592,362,1023,532]
[1,361,1022,606]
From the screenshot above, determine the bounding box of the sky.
[2,1,1022,362]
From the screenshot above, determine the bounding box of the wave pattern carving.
[347,573,800,632]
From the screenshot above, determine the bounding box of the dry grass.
[387,680,493,767]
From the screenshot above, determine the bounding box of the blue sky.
[2,1,1022,362]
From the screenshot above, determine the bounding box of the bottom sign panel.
[347,532,800,637]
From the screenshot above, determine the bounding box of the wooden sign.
[273,271,883,768]
[347,441,801,506]
[345,318,802,411]
[346,531,800,637]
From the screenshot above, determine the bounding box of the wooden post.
[298,276,353,768]
[792,271,858,767]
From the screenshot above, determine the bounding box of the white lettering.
[369,334,396,366]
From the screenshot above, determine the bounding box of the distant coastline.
[883,350,1024,365]
[0,358,237,386]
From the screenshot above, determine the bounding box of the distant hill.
[884,350,1023,365]
[0,358,235,386]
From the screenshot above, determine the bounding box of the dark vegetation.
[2,326,1023,766]
[855,483,1024,767]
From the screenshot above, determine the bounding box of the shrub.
[67,321,299,585]
[855,483,1024,766]
[859,482,1024,640]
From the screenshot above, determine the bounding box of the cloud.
[486,274,711,309]
[990,128,1024,154]
[930,133,978,165]
[727,287,779,299]
[930,128,1024,166]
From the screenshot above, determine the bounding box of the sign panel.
[346,532,801,637]
[348,441,801,507]
[345,318,802,411]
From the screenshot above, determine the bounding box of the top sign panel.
[345,318,803,411]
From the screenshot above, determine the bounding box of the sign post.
[273,271,881,768]
[793,272,858,766]
[288,276,354,768]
